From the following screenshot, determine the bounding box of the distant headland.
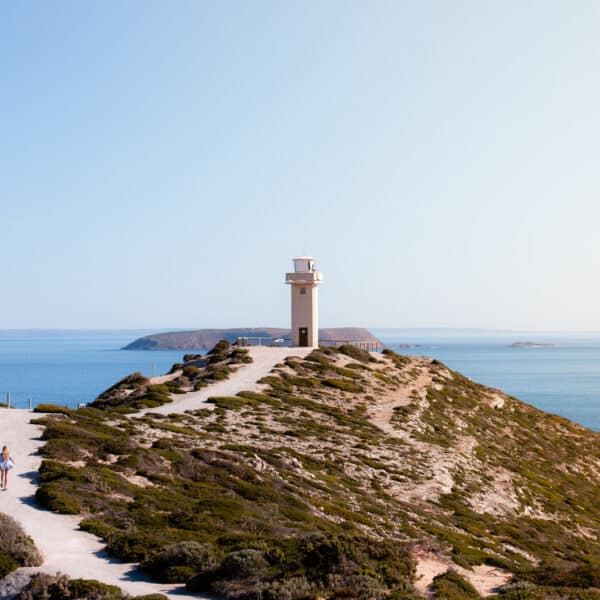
[123,327,382,350]
[508,341,557,348]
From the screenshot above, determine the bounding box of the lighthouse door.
[299,327,308,347]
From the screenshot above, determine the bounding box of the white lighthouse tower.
[285,256,323,347]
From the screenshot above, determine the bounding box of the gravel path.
[0,347,311,598]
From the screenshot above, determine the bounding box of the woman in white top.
[0,446,14,490]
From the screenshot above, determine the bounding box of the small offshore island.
[124,327,382,351]
[508,341,557,348]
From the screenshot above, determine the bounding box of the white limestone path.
[0,347,311,598]
[140,346,312,416]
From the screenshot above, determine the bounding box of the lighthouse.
[285,257,323,347]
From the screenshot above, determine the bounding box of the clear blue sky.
[2,1,600,330]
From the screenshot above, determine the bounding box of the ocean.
[0,329,599,432]
[0,330,185,410]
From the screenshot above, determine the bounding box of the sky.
[2,1,600,331]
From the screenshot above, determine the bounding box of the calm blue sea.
[1,329,599,432]
[374,329,600,432]
[0,330,186,410]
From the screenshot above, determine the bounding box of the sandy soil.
[414,552,511,597]
[0,347,312,598]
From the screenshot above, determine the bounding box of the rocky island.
[123,327,382,350]
[27,342,600,599]
[508,341,557,348]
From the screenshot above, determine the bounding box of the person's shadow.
[18,470,41,508]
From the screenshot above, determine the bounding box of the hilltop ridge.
[30,343,600,599]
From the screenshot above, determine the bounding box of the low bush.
[322,378,363,393]
[207,396,257,411]
[230,348,253,364]
[205,366,231,381]
[182,365,200,378]
[33,404,75,415]
[219,548,269,579]
[142,541,217,582]
[15,572,169,600]
[38,438,86,461]
[35,486,82,514]
[258,575,314,599]
[208,339,230,355]
[382,349,412,368]
[0,549,17,579]
[527,560,600,589]
[431,570,481,599]
[0,514,43,568]
[338,344,372,363]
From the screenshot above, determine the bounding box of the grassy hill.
[31,344,600,599]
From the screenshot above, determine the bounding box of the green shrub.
[207,396,257,410]
[339,344,372,363]
[219,548,269,579]
[230,348,253,364]
[15,572,144,600]
[0,548,17,579]
[0,514,43,568]
[322,378,363,393]
[142,541,217,583]
[431,570,481,599]
[259,576,314,599]
[382,349,411,368]
[16,573,71,599]
[39,438,86,461]
[208,339,230,355]
[33,404,75,415]
[528,561,600,589]
[205,366,231,381]
[182,365,200,378]
[94,372,149,404]
[105,531,166,562]
[35,486,82,514]
[67,579,124,599]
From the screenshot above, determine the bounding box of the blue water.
[0,330,186,409]
[1,329,599,432]
[374,329,600,432]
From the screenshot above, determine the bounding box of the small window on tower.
[300,287,307,295]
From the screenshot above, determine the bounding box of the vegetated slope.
[92,341,253,411]
[122,327,381,350]
[32,345,600,599]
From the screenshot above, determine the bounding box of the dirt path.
[139,346,312,416]
[0,347,312,598]
[368,359,432,436]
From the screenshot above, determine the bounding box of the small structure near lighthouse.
[285,256,323,347]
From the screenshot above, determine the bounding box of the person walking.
[0,446,14,491]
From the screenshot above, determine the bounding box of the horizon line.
[4,326,600,335]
